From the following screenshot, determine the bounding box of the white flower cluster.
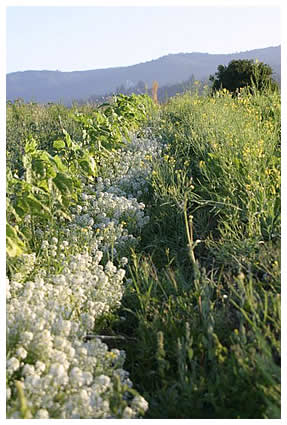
[7,134,162,418]
[65,137,161,260]
[75,191,149,232]
[8,252,124,338]
[7,253,140,418]
[95,136,162,198]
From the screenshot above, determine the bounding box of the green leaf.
[79,154,97,177]
[6,198,22,223]
[52,155,68,173]
[62,129,72,148]
[6,223,25,257]
[53,139,66,150]
[32,158,57,179]
[35,179,49,192]
[53,172,74,195]
[25,194,51,217]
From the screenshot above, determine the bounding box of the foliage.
[6,137,80,259]
[6,89,280,418]
[6,94,154,259]
[113,86,280,418]
[209,59,278,94]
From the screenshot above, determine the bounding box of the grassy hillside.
[6,86,280,418]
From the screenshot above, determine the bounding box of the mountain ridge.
[7,45,280,104]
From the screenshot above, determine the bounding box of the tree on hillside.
[209,59,278,94]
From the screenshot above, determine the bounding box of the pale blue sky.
[6,6,281,73]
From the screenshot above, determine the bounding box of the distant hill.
[86,75,204,105]
[6,46,280,105]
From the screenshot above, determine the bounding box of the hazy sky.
[6,5,281,73]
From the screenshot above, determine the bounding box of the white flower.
[94,375,111,392]
[20,331,34,345]
[49,363,67,381]
[70,261,77,271]
[16,347,27,359]
[117,269,126,280]
[105,261,117,274]
[131,395,149,412]
[82,371,93,385]
[35,360,46,373]
[22,364,35,376]
[41,240,49,249]
[94,250,103,263]
[53,275,66,286]
[79,388,89,402]
[53,350,68,368]
[6,387,11,400]
[120,257,128,266]
[123,406,134,418]
[35,409,49,419]
[69,367,84,387]
[7,357,20,373]
[56,319,71,336]
[25,374,42,389]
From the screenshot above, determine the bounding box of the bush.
[209,59,278,94]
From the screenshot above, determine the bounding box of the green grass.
[111,86,281,418]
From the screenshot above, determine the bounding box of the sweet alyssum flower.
[6,133,163,419]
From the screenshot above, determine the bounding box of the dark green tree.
[209,59,278,93]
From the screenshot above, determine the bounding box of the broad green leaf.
[53,172,74,195]
[79,154,97,177]
[25,194,51,217]
[16,192,50,218]
[32,158,57,179]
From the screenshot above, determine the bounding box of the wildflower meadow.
[6,86,280,418]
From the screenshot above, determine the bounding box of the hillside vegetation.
[6,45,280,104]
[6,85,280,418]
